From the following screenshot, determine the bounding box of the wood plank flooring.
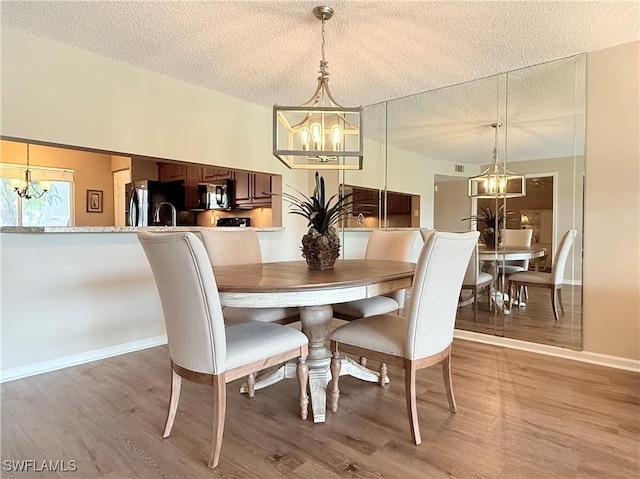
[2,337,638,479]
[455,286,583,350]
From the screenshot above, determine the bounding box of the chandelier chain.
[319,14,328,78]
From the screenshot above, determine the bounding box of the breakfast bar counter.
[0,226,284,234]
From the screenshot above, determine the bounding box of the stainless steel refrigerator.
[125,180,185,226]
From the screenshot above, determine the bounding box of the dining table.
[213,259,416,423]
[477,245,547,311]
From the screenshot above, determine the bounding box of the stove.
[217,217,251,227]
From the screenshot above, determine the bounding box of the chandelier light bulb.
[310,122,323,150]
[299,127,311,150]
[330,124,343,150]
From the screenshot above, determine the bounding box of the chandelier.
[468,123,526,198]
[10,144,50,199]
[273,6,363,170]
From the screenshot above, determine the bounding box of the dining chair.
[498,228,534,275]
[332,230,420,320]
[328,230,479,445]
[508,229,577,321]
[200,229,300,326]
[137,231,309,469]
[461,244,494,321]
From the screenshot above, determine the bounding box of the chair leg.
[441,349,457,413]
[208,373,226,469]
[297,356,309,421]
[404,359,421,445]
[163,368,182,438]
[551,287,560,321]
[379,362,388,387]
[329,350,341,413]
[473,286,478,321]
[557,286,565,316]
[247,373,256,398]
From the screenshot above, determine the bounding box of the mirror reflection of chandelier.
[273,6,363,170]
[10,144,50,199]
[468,123,526,198]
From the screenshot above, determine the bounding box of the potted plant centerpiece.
[283,172,354,270]
[462,205,513,247]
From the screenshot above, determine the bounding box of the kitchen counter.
[0,226,284,234]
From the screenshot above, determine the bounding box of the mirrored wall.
[340,54,585,351]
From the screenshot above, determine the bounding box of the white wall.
[583,41,639,361]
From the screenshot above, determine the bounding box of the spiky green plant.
[282,172,354,234]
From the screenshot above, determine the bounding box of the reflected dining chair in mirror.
[508,229,577,321]
[200,230,300,327]
[332,230,420,320]
[499,229,534,274]
[137,232,309,469]
[460,244,494,321]
[328,231,479,445]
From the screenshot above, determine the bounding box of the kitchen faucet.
[153,201,177,227]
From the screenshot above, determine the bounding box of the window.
[0,164,74,226]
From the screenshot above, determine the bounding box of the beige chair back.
[501,228,534,270]
[405,231,479,360]
[365,230,419,307]
[551,229,577,284]
[462,243,480,286]
[502,229,533,247]
[138,232,226,375]
[200,229,262,266]
[419,229,436,244]
[365,230,418,261]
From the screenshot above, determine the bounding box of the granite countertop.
[0,226,284,234]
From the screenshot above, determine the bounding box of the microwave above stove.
[217,217,251,227]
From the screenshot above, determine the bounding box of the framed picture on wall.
[86,189,103,213]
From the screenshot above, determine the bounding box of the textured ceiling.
[1,1,638,164]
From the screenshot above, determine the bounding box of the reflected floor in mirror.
[456,286,583,349]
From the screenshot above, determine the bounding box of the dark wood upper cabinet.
[159,163,272,210]
[387,192,412,215]
[202,167,234,182]
[234,171,272,207]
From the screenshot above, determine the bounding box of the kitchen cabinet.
[158,163,186,182]
[351,187,379,217]
[386,192,411,215]
[234,171,272,207]
[202,167,234,182]
[158,163,202,209]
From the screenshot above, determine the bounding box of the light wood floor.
[456,286,583,350]
[2,338,638,479]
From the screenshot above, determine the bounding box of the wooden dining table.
[213,259,416,423]
[477,245,547,311]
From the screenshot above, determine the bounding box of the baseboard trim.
[1,335,168,383]
[454,329,639,372]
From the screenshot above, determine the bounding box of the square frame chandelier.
[468,123,526,198]
[273,6,363,170]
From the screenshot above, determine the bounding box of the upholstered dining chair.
[200,229,300,326]
[137,231,309,469]
[461,244,494,321]
[328,230,479,445]
[498,228,534,275]
[508,229,577,321]
[332,230,420,320]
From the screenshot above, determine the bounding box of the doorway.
[113,169,131,227]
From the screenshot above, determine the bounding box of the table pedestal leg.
[237,304,388,421]
[299,304,333,423]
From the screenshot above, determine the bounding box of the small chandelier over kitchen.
[468,123,526,198]
[10,144,50,200]
[273,5,363,170]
